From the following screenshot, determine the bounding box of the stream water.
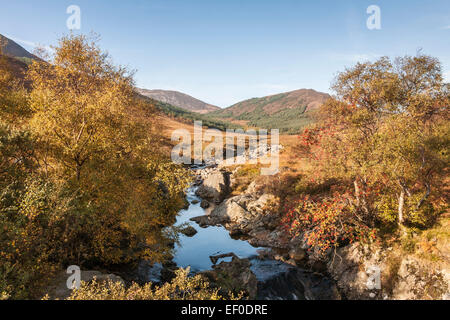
[136,168,339,300]
[173,186,262,273]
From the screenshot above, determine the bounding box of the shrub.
[66,268,242,300]
[283,193,376,255]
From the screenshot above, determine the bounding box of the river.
[173,186,263,273]
[134,165,339,300]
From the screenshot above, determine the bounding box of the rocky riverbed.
[153,164,341,300]
[176,164,449,300]
[48,162,448,300]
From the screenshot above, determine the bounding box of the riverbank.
[45,163,448,300]
[131,164,340,300]
[183,164,449,300]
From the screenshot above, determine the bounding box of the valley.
[0,32,448,301]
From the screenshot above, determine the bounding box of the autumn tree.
[1,34,191,299]
[0,42,30,124]
[298,53,448,232]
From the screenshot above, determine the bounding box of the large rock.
[200,256,258,299]
[191,192,280,238]
[180,225,198,237]
[210,198,251,224]
[211,193,277,221]
[248,229,290,248]
[196,170,230,203]
[252,259,341,300]
[247,194,278,215]
[393,257,449,300]
[190,198,248,228]
[245,180,262,195]
[289,248,307,262]
[200,200,210,209]
[190,215,213,227]
[327,243,450,300]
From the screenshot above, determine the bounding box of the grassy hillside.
[137,88,220,114]
[148,89,330,134]
[138,94,242,131]
[210,101,313,134]
[209,89,330,133]
[0,34,40,62]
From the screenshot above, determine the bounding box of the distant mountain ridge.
[0,32,329,134]
[0,34,38,85]
[137,88,221,114]
[0,34,40,63]
[222,89,330,116]
[209,89,331,133]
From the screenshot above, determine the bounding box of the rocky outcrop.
[195,170,231,203]
[200,255,258,299]
[200,254,340,300]
[327,243,450,300]
[393,257,449,300]
[192,180,280,235]
[200,200,210,209]
[251,259,341,300]
[180,225,198,237]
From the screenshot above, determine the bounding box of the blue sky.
[1,0,449,107]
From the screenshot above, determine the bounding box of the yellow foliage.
[66,268,243,301]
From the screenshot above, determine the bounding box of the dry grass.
[159,114,306,169]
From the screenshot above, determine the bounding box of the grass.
[143,96,242,132]
[229,164,262,195]
[208,102,314,134]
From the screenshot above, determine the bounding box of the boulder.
[180,226,198,237]
[210,198,251,224]
[201,256,258,299]
[210,252,239,265]
[195,170,230,203]
[392,257,449,300]
[289,248,306,262]
[247,194,277,215]
[190,215,214,228]
[245,180,261,195]
[200,200,210,209]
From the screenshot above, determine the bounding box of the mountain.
[209,89,331,134]
[136,92,241,132]
[0,34,39,63]
[0,34,38,85]
[137,89,221,114]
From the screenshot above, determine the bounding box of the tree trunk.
[354,179,361,207]
[398,189,405,226]
[76,165,81,181]
[416,183,431,210]
[354,178,369,216]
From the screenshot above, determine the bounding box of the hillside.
[0,33,329,135]
[0,36,237,134]
[137,88,220,114]
[0,54,28,80]
[209,89,331,133]
[136,93,241,132]
[0,34,39,64]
